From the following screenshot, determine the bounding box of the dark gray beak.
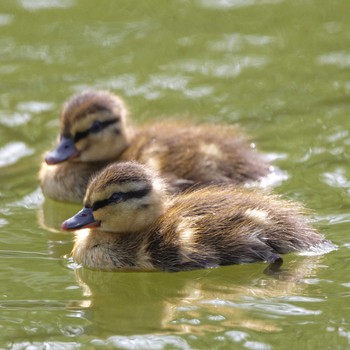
[61,207,100,231]
[45,136,79,165]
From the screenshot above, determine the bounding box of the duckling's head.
[61,162,168,233]
[45,90,131,164]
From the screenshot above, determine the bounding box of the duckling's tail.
[297,238,337,256]
[267,231,337,257]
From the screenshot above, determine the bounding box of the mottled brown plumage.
[62,162,336,272]
[39,90,271,203]
[121,121,269,185]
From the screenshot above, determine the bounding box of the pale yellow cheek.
[75,138,90,152]
[75,126,128,162]
[95,204,151,233]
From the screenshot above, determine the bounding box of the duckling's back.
[147,187,335,271]
[121,122,270,191]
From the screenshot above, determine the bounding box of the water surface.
[1,0,350,349]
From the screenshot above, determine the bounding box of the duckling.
[61,162,335,272]
[39,90,271,203]
[39,91,131,202]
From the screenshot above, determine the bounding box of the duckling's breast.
[72,229,157,271]
[39,161,107,203]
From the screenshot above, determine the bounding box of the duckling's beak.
[61,207,100,231]
[45,136,79,165]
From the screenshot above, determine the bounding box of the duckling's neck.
[119,125,136,156]
[118,128,138,161]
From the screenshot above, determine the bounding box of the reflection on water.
[71,256,325,339]
[38,197,81,233]
[1,254,330,349]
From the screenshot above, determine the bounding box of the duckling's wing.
[165,177,196,194]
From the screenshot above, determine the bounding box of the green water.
[1,0,350,348]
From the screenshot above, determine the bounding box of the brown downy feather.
[121,121,270,186]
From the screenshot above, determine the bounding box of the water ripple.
[315,213,350,225]
[0,300,80,310]
[201,298,321,316]
[166,57,268,78]
[209,33,274,52]
[83,20,154,48]
[279,296,324,303]
[0,112,31,127]
[76,74,213,100]
[225,331,272,349]
[0,218,8,227]
[148,74,189,91]
[317,52,350,68]
[245,341,272,350]
[0,250,48,259]
[20,0,75,11]
[90,74,137,93]
[93,335,191,350]
[10,341,82,350]
[326,130,349,143]
[17,101,55,114]
[9,188,44,210]
[0,142,34,168]
[322,168,350,190]
[225,330,248,342]
[198,0,283,10]
[0,14,13,26]
[252,302,322,316]
[183,86,214,99]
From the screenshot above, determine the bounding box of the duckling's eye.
[90,120,103,133]
[74,118,119,142]
[110,192,123,203]
[91,188,150,211]
[92,192,123,211]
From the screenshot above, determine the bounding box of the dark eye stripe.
[73,118,119,143]
[92,188,150,212]
[74,129,90,143]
